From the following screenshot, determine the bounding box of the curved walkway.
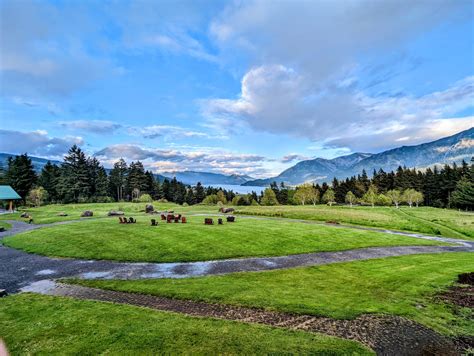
[1,219,473,293]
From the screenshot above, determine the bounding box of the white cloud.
[210,0,468,84]
[129,125,221,140]
[203,64,474,151]
[280,154,312,163]
[58,120,122,133]
[94,144,269,176]
[0,129,83,157]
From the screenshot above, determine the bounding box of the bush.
[138,194,153,203]
[182,202,189,207]
[202,194,219,205]
[157,198,168,203]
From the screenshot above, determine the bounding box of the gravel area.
[22,280,460,356]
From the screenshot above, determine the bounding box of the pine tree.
[109,158,128,201]
[195,182,205,203]
[58,145,91,202]
[39,161,61,202]
[5,154,38,200]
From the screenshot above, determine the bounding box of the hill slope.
[244,127,474,186]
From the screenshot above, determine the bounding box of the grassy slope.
[0,221,10,230]
[3,216,447,262]
[72,253,474,336]
[0,202,216,224]
[235,205,474,239]
[0,294,371,355]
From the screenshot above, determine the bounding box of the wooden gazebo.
[0,185,21,212]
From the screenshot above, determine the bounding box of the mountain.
[162,171,254,186]
[244,127,474,186]
[0,153,62,171]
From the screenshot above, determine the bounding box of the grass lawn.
[234,205,474,239]
[0,221,11,230]
[0,294,371,355]
[70,253,474,336]
[2,216,448,262]
[0,201,216,224]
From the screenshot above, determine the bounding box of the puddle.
[80,271,113,279]
[35,269,56,276]
[21,280,57,294]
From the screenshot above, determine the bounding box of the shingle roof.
[0,185,21,200]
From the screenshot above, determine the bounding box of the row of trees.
[0,146,240,206]
[0,144,472,209]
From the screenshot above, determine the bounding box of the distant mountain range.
[244,127,474,186]
[1,127,472,187]
[161,171,254,186]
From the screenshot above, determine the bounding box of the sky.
[0,0,473,178]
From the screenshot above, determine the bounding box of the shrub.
[138,194,153,203]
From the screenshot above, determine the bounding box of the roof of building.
[0,185,22,200]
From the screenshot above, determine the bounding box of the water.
[205,184,265,194]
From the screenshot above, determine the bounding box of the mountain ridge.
[243,127,474,186]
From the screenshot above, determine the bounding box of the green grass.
[3,216,447,262]
[70,253,474,336]
[0,201,216,224]
[0,294,371,355]
[0,221,11,230]
[234,205,474,239]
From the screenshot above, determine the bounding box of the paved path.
[22,280,460,355]
[1,219,473,294]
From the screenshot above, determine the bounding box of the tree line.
[264,159,473,209]
[0,144,472,210]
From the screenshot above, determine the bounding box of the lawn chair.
[161,214,166,220]
[166,215,173,223]
[174,214,181,223]
[218,218,223,225]
[181,216,187,223]
[151,219,158,226]
[129,217,136,223]
[28,218,34,224]
[226,216,235,222]
[119,217,125,224]
[204,218,214,225]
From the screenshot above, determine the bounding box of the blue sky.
[0,0,473,178]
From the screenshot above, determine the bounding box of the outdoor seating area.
[119,217,136,224]
[204,216,236,225]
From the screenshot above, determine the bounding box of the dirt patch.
[457,272,474,285]
[39,282,459,356]
[438,285,474,309]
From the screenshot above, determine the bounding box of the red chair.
[181,217,187,223]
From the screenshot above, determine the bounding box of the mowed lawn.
[0,294,371,355]
[71,253,474,336]
[235,205,474,239]
[2,216,447,262]
[0,201,216,224]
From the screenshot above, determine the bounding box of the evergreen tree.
[109,158,128,201]
[38,161,60,202]
[5,154,38,200]
[195,182,206,203]
[451,176,474,210]
[58,145,91,202]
